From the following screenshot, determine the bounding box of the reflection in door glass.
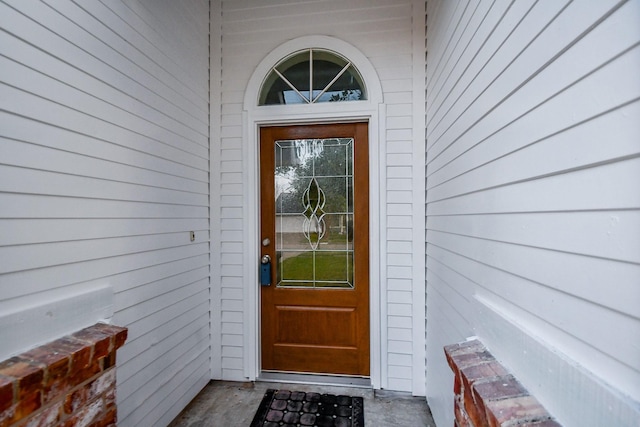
[275,138,354,288]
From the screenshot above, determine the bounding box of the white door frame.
[241,36,386,388]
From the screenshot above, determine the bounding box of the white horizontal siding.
[0,1,210,426]
[426,1,640,427]
[216,0,425,392]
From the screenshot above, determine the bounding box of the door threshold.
[258,371,371,388]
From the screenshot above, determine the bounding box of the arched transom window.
[259,49,366,105]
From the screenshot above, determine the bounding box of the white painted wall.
[0,1,210,426]
[425,1,640,426]
[212,0,426,394]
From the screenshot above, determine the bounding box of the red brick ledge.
[0,323,127,427]
[444,339,561,427]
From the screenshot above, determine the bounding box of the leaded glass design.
[275,138,354,288]
[302,178,326,250]
[259,49,366,105]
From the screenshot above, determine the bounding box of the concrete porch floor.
[169,380,436,426]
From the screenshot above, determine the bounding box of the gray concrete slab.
[169,381,436,427]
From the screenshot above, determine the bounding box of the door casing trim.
[241,36,386,389]
[247,114,384,389]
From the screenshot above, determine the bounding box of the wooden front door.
[260,122,369,376]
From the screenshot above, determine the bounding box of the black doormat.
[250,389,365,427]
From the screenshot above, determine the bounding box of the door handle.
[260,255,271,286]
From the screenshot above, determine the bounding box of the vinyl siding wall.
[213,0,426,393]
[0,1,210,426]
[425,1,640,426]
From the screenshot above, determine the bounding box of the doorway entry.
[259,122,370,377]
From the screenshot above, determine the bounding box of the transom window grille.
[259,49,366,105]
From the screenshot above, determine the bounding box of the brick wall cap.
[445,340,494,374]
[48,337,90,353]
[21,345,70,368]
[460,360,510,384]
[473,375,528,402]
[48,338,92,373]
[458,339,483,349]
[71,328,113,362]
[89,324,128,350]
[71,328,112,345]
[0,358,44,388]
[486,395,552,426]
[444,340,561,427]
[0,322,128,427]
[444,340,485,357]
[449,350,497,375]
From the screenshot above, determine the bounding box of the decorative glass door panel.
[275,138,354,288]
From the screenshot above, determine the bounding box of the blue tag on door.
[260,261,271,286]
